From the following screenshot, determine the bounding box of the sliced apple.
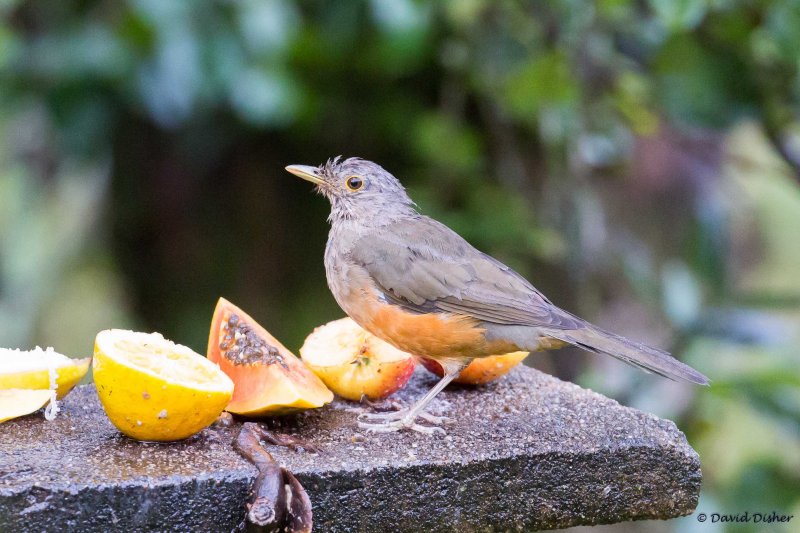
[300,317,416,401]
[208,298,333,416]
[421,351,529,385]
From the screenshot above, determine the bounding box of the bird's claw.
[356,409,448,434]
[417,412,451,425]
[357,418,446,435]
[358,409,450,424]
[359,396,404,412]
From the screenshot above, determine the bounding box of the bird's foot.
[357,409,450,435]
[357,417,445,435]
[359,396,405,413]
[359,409,451,425]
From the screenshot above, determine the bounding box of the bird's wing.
[348,216,582,329]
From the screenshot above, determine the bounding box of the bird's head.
[286,157,415,221]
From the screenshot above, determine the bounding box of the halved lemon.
[0,347,91,399]
[0,389,54,423]
[93,329,234,441]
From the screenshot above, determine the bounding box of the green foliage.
[504,52,579,119]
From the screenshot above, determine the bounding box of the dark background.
[1,1,799,531]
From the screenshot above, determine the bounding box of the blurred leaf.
[728,124,800,295]
[136,25,201,127]
[229,68,300,126]
[763,0,800,62]
[370,0,429,34]
[695,394,800,496]
[653,35,752,127]
[412,112,483,174]
[503,52,579,120]
[0,21,19,70]
[649,0,708,32]
[37,262,135,359]
[683,337,800,390]
[442,0,487,29]
[237,0,300,55]
[661,260,703,328]
[614,71,659,135]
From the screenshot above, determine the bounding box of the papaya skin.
[208,298,333,416]
[420,352,529,385]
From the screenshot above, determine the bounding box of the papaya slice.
[208,298,333,416]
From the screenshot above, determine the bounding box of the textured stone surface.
[0,366,701,532]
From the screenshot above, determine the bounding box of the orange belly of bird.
[357,298,522,360]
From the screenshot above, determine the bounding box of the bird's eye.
[345,176,363,191]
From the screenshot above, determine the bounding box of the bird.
[286,157,708,434]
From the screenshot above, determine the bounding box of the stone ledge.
[0,366,700,532]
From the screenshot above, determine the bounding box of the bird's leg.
[358,360,468,434]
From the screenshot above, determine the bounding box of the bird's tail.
[544,325,709,385]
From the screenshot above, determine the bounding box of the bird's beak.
[285,164,324,185]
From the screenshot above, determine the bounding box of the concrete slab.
[0,366,700,532]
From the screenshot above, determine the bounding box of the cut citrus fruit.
[0,389,54,423]
[0,347,90,399]
[300,317,416,401]
[208,298,333,416]
[421,351,529,385]
[93,329,233,441]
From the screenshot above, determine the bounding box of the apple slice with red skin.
[420,352,529,385]
[300,318,416,401]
